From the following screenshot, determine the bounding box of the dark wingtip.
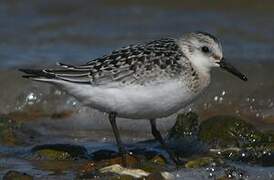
[19,68,34,74]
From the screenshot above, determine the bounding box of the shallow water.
[0,0,274,179]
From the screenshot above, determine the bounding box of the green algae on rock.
[3,170,33,180]
[77,154,140,179]
[218,146,274,167]
[149,155,167,166]
[31,144,88,160]
[198,115,271,148]
[185,156,223,169]
[167,112,206,158]
[168,112,199,139]
[199,116,274,166]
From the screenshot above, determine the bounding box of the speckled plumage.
[44,38,199,88]
[20,32,226,119]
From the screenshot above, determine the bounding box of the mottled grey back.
[47,38,192,86]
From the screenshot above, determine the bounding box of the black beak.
[218,58,248,81]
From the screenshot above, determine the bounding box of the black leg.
[149,119,179,164]
[109,112,127,165]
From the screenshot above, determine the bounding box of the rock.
[91,150,137,166]
[198,115,269,148]
[111,175,135,180]
[149,155,167,166]
[78,161,96,174]
[210,144,274,166]
[98,154,139,167]
[261,115,274,124]
[99,164,150,178]
[139,161,167,174]
[168,112,199,139]
[77,154,140,179]
[199,116,274,166]
[129,148,160,160]
[185,157,222,169]
[146,171,175,180]
[31,144,88,160]
[236,146,274,166]
[3,170,33,180]
[32,160,76,174]
[168,112,207,157]
[91,149,118,161]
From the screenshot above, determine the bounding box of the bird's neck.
[189,57,211,91]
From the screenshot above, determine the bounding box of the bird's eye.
[201,46,210,53]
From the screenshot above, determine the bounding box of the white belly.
[62,80,202,119]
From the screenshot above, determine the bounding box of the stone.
[99,164,150,178]
[185,157,216,169]
[146,171,175,180]
[31,144,88,160]
[198,115,269,148]
[149,155,167,166]
[168,112,199,139]
[3,170,33,180]
[91,149,118,161]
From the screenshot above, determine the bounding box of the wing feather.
[20,38,185,86]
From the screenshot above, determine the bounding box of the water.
[0,0,274,179]
[1,0,274,68]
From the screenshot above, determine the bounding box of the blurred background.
[0,0,274,178]
[1,0,274,68]
[0,0,274,131]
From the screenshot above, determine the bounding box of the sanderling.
[19,32,247,164]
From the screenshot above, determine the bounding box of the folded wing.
[20,38,185,86]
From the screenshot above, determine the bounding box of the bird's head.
[179,32,247,81]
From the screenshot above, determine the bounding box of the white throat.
[189,53,212,75]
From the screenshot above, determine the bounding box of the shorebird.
[20,32,247,164]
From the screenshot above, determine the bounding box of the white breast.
[60,80,205,119]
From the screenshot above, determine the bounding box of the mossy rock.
[138,161,166,174]
[146,172,174,180]
[3,170,33,180]
[185,156,222,169]
[198,115,269,148]
[149,155,167,166]
[168,112,199,139]
[31,144,88,160]
[78,161,96,175]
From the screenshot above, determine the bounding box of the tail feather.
[19,67,91,84]
[19,69,56,79]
